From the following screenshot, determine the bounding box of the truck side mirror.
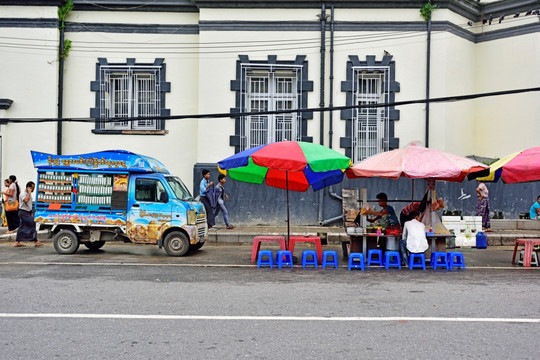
[159,192,169,203]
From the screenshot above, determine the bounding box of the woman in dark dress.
[2,175,20,233]
[14,181,43,247]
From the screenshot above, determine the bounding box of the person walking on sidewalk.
[14,181,43,247]
[2,175,20,234]
[214,174,234,229]
[476,181,491,231]
[199,169,215,229]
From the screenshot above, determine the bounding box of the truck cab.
[31,150,207,256]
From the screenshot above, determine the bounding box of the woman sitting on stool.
[400,211,428,266]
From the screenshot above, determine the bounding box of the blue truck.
[31,150,207,256]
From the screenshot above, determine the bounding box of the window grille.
[98,65,161,130]
[240,64,302,150]
[352,66,390,162]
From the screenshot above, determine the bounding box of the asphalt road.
[1,243,539,359]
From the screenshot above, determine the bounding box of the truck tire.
[83,241,105,250]
[53,230,80,255]
[163,231,190,257]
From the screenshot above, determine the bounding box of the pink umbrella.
[474,146,540,183]
[346,144,488,182]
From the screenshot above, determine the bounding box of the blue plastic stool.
[409,253,426,270]
[322,250,339,269]
[384,251,401,269]
[302,250,318,268]
[257,250,273,268]
[348,253,365,271]
[447,252,465,270]
[431,251,448,270]
[275,250,293,268]
[367,249,383,267]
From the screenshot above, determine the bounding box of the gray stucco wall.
[194,163,539,226]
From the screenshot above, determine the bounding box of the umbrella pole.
[286,171,290,248]
[411,179,414,203]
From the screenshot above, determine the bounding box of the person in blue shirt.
[530,195,540,220]
[199,169,215,228]
[367,192,400,230]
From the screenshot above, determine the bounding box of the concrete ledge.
[491,219,540,231]
[0,230,50,242]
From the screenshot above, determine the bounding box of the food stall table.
[512,238,540,267]
[251,235,287,264]
[289,235,323,264]
[426,234,455,252]
[345,233,400,260]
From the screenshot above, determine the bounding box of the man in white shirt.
[400,211,429,266]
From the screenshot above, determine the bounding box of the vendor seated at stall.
[367,192,401,231]
[399,191,429,228]
[400,211,429,266]
[530,195,540,220]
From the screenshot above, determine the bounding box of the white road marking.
[0,313,538,323]
[0,261,537,270]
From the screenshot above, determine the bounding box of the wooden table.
[251,235,287,264]
[288,235,323,264]
[512,238,540,267]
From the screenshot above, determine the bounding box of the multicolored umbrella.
[218,141,352,240]
[346,144,489,182]
[475,146,540,183]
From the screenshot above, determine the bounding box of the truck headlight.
[187,210,197,225]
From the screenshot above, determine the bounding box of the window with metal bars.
[91,58,170,133]
[352,67,390,162]
[241,66,302,150]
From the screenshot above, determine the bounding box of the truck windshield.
[166,176,193,201]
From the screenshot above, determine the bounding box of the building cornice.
[2,0,538,21]
[0,99,13,110]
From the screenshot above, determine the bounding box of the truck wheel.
[83,241,105,250]
[53,230,80,255]
[163,231,190,257]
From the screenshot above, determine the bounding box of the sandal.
[13,242,26,247]
[35,241,44,247]
[226,225,235,229]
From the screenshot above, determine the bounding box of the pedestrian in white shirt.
[399,211,429,266]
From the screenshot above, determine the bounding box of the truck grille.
[196,218,206,239]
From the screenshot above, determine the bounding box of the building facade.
[1,0,539,224]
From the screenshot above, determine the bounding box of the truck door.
[127,177,172,244]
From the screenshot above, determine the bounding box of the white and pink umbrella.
[346,144,488,182]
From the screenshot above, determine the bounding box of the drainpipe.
[329,6,334,149]
[319,3,326,146]
[320,188,342,225]
[57,23,64,155]
[425,17,431,148]
[317,3,327,224]
[320,6,342,226]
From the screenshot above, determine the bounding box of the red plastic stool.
[251,235,287,263]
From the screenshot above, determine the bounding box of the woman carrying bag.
[2,175,20,233]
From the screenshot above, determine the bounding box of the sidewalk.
[0,224,537,269]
